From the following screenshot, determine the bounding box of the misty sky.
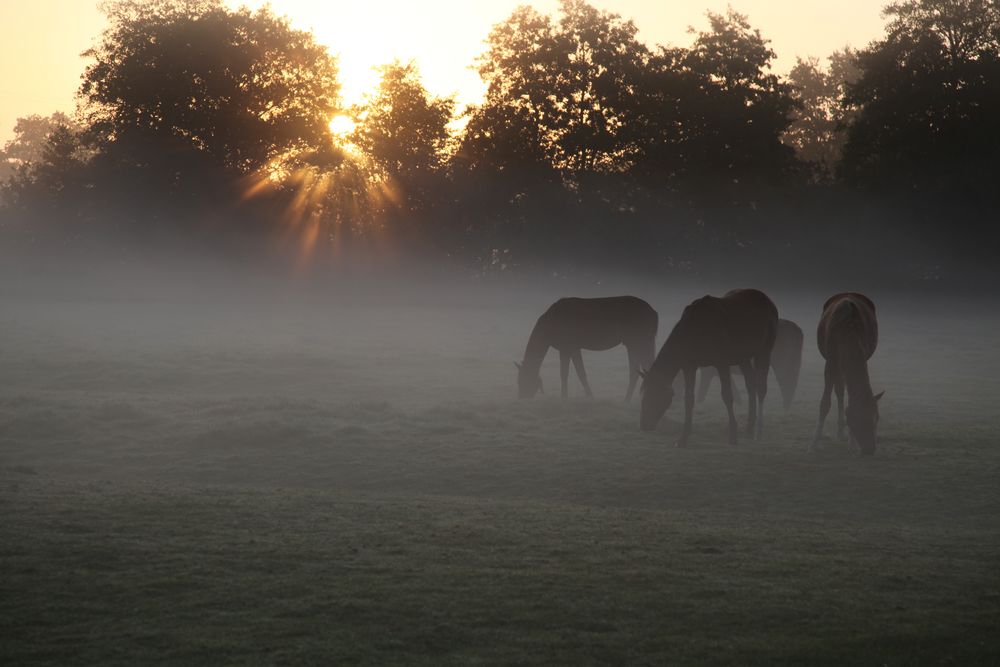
[0,0,887,143]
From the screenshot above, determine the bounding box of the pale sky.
[0,0,887,143]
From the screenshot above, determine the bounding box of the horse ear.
[874,390,885,402]
[514,361,522,371]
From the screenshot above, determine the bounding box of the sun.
[329,114,356,137]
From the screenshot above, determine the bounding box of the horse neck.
[522,319,551,373]
[838,339,873,404]
[651,333,684,383]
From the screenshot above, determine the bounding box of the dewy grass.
[1,286,999,664]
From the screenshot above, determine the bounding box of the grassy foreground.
[2,473,999,666]
[2,291,999,664]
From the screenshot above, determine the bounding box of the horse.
[813,292,883,455]
[639,289,777,447]
[516,296,658,401]
[696,318,804,411]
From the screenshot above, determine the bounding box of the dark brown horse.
[813,292,883,454]
[639,289,778,446]
[517,296,658,401]
[696,318,804,410]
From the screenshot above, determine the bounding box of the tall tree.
[682,9,798,184]
[841,0,1000,205]
[783,49,859,178]
[0,113,79,182]
[632,10,798,195]
[476,0,648,175]
[81,0,341,176]
[0,123,90,215]
[350,61,453,212]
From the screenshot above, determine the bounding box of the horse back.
[541,296,657,349]
[721,289,779,347]
[672,289,778,365]
[817,293,878,360]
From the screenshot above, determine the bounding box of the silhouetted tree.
[350,62,453,213]
[679,9,799,188]
[630,8,799,216]
[0,113,79,183]
[476,0,648,175]
[783,50,859,179]
[0,116,92,221]
[81,0,341,177]
[841,0,1000,214]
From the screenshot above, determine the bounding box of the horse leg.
[754,354,770,441]
[571,349,593,398]
[834,377,846,440]
[718,365,738,446]
[697,367,715,404]
[624,345,639,403]
[676,366,696,448]
[739,360,756,438]
[559,349,570,399]
[814,359,835,445]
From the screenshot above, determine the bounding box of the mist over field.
[4,0,1000,663]
[2,249,999,664]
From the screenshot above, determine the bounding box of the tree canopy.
[81,0,341,175]
[1,0,996,278]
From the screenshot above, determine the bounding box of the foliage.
[81,0,341,175]
[475,0,648,175]
[0,113,79,181]
[1,0,998,274]
[350,62,453,212]
[841,0,1000,215]
[783,50,860,179]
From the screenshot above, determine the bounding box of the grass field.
[2,273,999,665]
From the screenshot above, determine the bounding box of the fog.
[4,247,1000,663]
[3,249,997,490]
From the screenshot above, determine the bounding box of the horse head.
[515,361,543,399]
[847,390,884,455]
[639,367,674,431]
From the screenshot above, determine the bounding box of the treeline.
[1,0,999,283]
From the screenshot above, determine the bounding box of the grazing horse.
[814,292,883,455]
[516,296,658,401]
[639,289,778,447]
[696,318,804,410]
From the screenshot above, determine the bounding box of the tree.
[0,113,79,182]
[783,49,859,178]
[883,0,1000,65]
[840,0,1000,204]
[476,0,649,175]
[681,9,798,185]
[350,62,453,212]
[81,0,341,176]
[631,10,798,197]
